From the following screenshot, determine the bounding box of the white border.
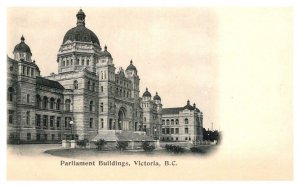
[0,0,299,187]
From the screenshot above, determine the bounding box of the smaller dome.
[126,60,137,72]
[142,88,151,97]
[153,92,161,101]
[99,45,112,58]
[183,100,194,110]
[13,35,32,55]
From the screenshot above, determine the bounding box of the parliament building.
[7,9,203,143]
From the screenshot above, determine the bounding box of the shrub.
[165,144,184,153]
[142,141,155,152]
[94,139,107,150]
[116,141,128,151]
[190,147,205,153]
[77,139,88,148]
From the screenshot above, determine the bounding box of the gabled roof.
[36,76,64,90]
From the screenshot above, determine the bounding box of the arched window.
[62,61,65,66]
[185,118,189,124]
[87,59,89,66]
[175,119,179,125]
[171,119,174,125]
[100,102,103,112]
[56,99,61,110]
[8,87,14,102]
[89,101,94,112]
[166,119,170,125]
[144,117,146,122]
[81,59,84,65]
[162,120,165,125]
[42,96,48,109]
[50,98,55,109]
[65,99,71,111]
[26,111,30,125]
[87,81,91,90]
[73,80,78,89]
[76,59,79,65]
[36,95,41,108]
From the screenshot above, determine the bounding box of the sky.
[7,8,219,130]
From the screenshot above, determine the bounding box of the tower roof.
[62,9,100,46]
[13,35,32,55]
[142,88,152,97]
[126,60,137,72]
[153,92,161,101]
[99,45,112,58]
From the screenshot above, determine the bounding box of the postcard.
[6,7,293,180]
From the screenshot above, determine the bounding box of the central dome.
[62,9,100,46]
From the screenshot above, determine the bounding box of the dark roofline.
[36,76,64,90]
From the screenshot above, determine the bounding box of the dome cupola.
[13,35,32,62]
[62,9,101,47]
[126,60,137,72]
[100,45,112,58]
[142,88,152,98]
[183,100,195,110]
[153,92,161,101]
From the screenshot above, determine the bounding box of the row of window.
[162,127,189,134]
[36,96,71,111]
[162,118,189,125]
[22,65,34,77]
[115,87,131,98]
[35,115,71,129]
[161,137,191,141]
[61,58,91,67]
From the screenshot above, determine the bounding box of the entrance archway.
[118,107,126,130]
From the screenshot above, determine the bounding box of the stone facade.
[7,9,203,143]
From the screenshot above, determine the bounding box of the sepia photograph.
[5,6,293,180]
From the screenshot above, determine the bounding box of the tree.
[142,141,155,152]
[94,139,107,150]
[116,141,128,151]
[77,139,89,148]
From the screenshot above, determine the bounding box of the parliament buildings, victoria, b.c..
[7,9,203,143]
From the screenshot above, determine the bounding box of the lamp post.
[69,120,74,140]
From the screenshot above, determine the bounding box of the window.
[101,86,103,92]
[66,60,69,66]
[50,98,55,109]
[89,101,94,112]
[22,66,26,74]
[8,110,14,124]
[81,59,84,65]
[36,133,40,141]
[185,137,188,141]
[90,118,93,128]
[65,117,71,128]
[171,119,174,125]
[57,117,61,128]
[175,119,179,125]
[162,128,165,134]
[65,99,71,111]
[87,59,89,65]
[162,120,165,125]
[166,128,170,134]
[185,128,188,134]
[101,118,104,128]
[58,134,62,140]
[26,111,30,125]
[166,119,170,125]
[171,128,174,134]
[27,94,30,103]
[144,117,146,122]
[9,66,13,71]
[27,67,30,75]
[8,87,14,102]
[185,118,189,124]
[42,96,48,109]
[62,61,65,66]
[175,128,179,134]
[92,82,95,91]
[176,137,178,141]
[100,103,103,112]
[27,133,31,141]
[44,134,48,141]
[36,114,41,127]
[31,68,34,77]
[36,95,41,108]
[43,115,48,129]
[56,99,61,110]
[87,81,91,90]
[50,116,54,128]
[76,59,79,65]
[73,80,78,89]
[52,134,55,141]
